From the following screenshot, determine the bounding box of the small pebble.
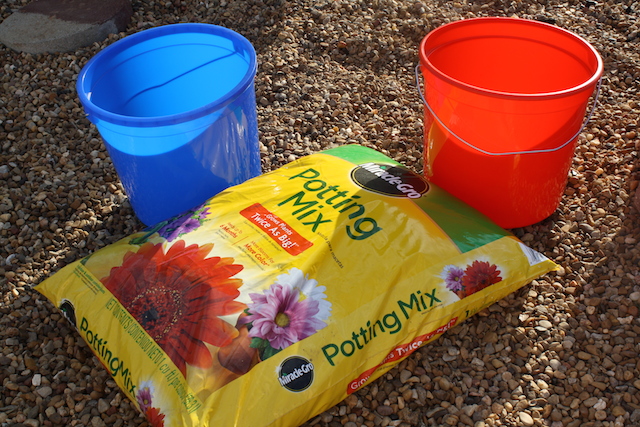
[31,374,41,387]
[36,386,53,398]
[376,405,394,416]
[518,412,535,426]
[538,320,553,329]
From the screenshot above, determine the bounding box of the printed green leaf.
[261,344,281,360]
[249,337,269,350]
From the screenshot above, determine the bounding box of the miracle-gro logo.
[351,162,429,199]
[278,356,314,392]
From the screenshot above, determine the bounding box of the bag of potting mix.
[36,145,556,426]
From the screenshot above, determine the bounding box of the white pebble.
[31,373,41,386]
[593,399,607,411]
[518,412,534,426]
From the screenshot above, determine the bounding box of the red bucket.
[418,17,603,228]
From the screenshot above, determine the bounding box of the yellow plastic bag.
[36,145,556,426]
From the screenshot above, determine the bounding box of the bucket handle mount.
[414,64,602,156]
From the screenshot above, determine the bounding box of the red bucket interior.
[421,18,602,96]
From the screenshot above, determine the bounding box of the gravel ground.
[1,0,640,426]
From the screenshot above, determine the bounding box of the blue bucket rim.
[76,23,257,128]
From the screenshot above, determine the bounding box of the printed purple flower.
[158,205,210,242]
[196,208,209,220]
[161,217,201,241]
[243,283,326,351]
[136,383,153,413]
[440,265,465,292]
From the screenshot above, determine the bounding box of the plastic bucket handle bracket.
[414,64,602,157]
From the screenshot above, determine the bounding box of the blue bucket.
[77,23,260,226]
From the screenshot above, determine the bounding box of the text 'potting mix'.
[278,163,429,242]
[281,168,382,241]
[322,285,442,367]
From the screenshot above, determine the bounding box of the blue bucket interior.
[88,37,250,120]
[76,24,260,225]
[77,23,257,152]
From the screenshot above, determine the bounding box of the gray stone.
[0,0,132,54]
[97,399,110,414]
[36,386,53,398]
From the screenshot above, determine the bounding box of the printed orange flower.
[462,260,502,296]
[145,407,165,427]
[101,241,246,375]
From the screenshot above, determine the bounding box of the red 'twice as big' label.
[240,203,313,256]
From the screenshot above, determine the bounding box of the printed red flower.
[462,261,502,296]
[101,241,246,375]
[145,407,166,427]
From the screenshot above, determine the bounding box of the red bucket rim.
[419,17,604,100]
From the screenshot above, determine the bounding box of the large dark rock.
[0,0,132,54]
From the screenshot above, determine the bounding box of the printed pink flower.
[275,267,331,323]
[136,385,153,413]
[440,265,465,292]
[243,283,326,351]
